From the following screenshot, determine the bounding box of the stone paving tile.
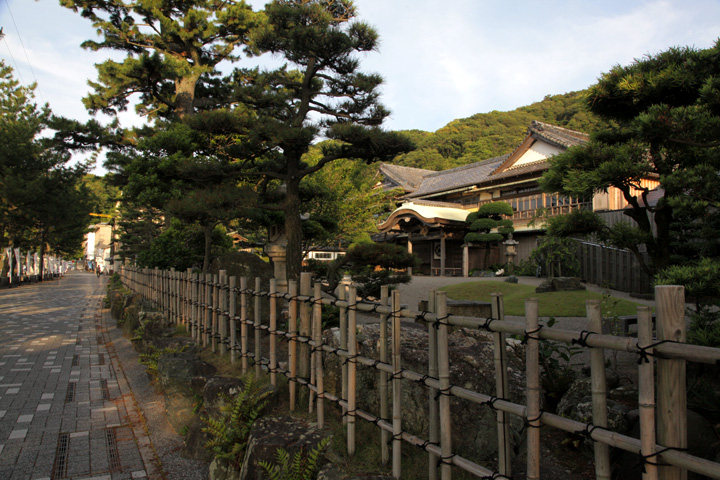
[0,273,162,479]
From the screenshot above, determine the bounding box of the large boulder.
[323,323,526,463]
[535,277,586,293]
[237,415,329,480]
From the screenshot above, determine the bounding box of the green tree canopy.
[541,41,720,276]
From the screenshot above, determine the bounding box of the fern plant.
[201,373,272,469]
[259,437,329,480]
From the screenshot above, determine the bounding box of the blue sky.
[2,0,720,172]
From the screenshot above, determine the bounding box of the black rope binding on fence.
[521,325,543,344]
[433,315,451,329]
[478,317,497,332]
[636,339,675,364]
[481,395,503,412]
[636,446,688,473]
[524,412,543,429]
[571,330,596,348]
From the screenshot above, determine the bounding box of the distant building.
[376,121,659,276]
[84,223,113,272]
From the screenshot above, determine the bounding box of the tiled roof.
[406,155,509,198]
[528,120,588,148]
[378,164,434,192]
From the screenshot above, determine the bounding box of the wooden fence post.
[191,273,198,342]
[212,273,220,353]
[491,292,511,477]
[299,272,313,383]
[525,298,541,480]
[186,268,193,330]
[391,290,402,478]
[269,278,277,386]
[347,286,358,457]
[229,276,237,364]
[339,277,349,424]
[313,282,324,428]
[254,277,262,378]
[656,285,687,480]
[436,291,452,480]
[288,280,298,411]
[638,305,658,480]
[427,289,439,478]
[587,299,611,480]
[219,271,228,356]
[204,273,212,348]
[240,277,248,374]
[380,285,391,465]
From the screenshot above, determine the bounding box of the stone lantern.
[503,233,519,275]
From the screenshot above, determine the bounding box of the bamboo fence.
[119,266,720,480]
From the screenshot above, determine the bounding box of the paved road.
[0,272,161,480]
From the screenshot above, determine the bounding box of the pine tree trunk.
[285,179,303,283]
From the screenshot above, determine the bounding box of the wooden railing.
[119,265,720,480]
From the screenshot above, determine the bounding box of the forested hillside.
[392,90,605,171]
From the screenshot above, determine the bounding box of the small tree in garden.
[320,242,418,299]
[464,202,515,268]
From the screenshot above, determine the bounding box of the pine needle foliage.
[200,373,272,468]
[259,437,330,480]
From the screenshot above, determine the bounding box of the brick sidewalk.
[0,272,160,480]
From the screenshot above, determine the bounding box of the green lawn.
[440,281,650,317]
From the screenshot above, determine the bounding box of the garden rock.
[615,409,719,479]
[557,376,631,432]
[317,464,394,480]
[237,415,329,480]
[535,277,586,293]
[323,324,526,463]
[209,457,242,480]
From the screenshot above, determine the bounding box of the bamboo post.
[212,273,220,353]
[192,273,199,343]
[313,282,324,428]
[638,305,658,480]
[219,271,228,356]
[229,276,237,364]
[427,289,439,478]
[299,272,313,383]
[186,268,193,330]
[436,291,452,480]
[587,299,611,480]
[491,292,511,477]
[391,290,402,479]
[525,298,541,480]
[656,285,687,480]
[339,278,349,424]
[380,285,391,465]
[269,278,277,386]
[288,280,298,411]
[348,286,358,457]
[204,273,213,348]
[254,277,262,377]
[240,277,248,374]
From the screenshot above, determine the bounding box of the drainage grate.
[98,353,105,366]
[65,382,76,403]
[51,432,69,479]
[71,355,79,367]
[106,428,121,471]
[100,379,110,400]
